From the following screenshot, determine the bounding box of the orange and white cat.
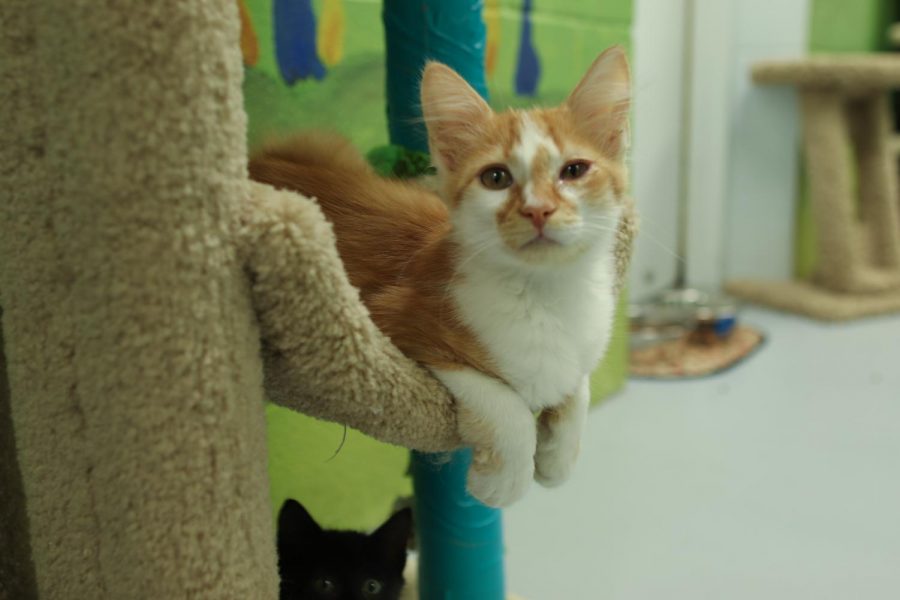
[249,46,630,508]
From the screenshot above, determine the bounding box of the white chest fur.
[452,256,616,411]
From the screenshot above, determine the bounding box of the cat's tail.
[247,130,446,237]
[248,131,375,195]
[247,132,449,295]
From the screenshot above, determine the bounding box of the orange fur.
[248,133,499,377]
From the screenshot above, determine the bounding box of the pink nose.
[519,204,557,230]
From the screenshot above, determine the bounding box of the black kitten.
[277,499,413,600]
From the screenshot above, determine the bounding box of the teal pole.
[411,450,504,599]
[382,2,505,599]
[384,0,489,151]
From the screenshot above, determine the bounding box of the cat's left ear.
[277,499,321,553]
[566,46,631,160]
[371,508,413,568]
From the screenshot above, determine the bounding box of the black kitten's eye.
[361,578,383,597]
[313,577,337,595]
[479,166,513,190]
[560,161,590,181]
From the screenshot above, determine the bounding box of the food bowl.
[630,289,739,349]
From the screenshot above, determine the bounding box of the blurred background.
[239,0,900,597]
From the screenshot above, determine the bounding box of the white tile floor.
[505,307,900,600]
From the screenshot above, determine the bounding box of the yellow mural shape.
[484,0,501,77]
[317,0,346,67]
[238,0,259,67]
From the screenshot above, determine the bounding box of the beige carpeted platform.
[726,280,900,321]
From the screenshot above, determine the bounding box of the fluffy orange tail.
[249,133,497,375]
[248,133,450,300]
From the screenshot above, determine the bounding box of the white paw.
[467,453,534,508]
[534,428,580,488]
[428,367,540,508]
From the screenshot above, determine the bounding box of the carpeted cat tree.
[0,1,635,598]
[726,54,900,320]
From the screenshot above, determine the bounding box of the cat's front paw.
[534,422,581,488]
[433,367,539,508]
[467,450,534,508]
[534,446,578,488]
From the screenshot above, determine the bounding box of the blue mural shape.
[516,0,541,96]
[274,0,326,84]
[514,0,540,96]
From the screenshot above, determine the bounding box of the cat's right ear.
[420,62,492,172]
[277,499,321,550]
[371,507,413,570]
[566,46,631,160]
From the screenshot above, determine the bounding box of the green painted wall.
[242,0,634,529]
[809,0,894,52]
[590,289,629,402]
[796,0,896,278]
[266,405,412,530]
[486,0,631,109]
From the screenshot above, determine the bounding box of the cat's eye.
[361,578,383,597]
[479,165,513,190]
[560,161,590,181]
[313,577,338,595]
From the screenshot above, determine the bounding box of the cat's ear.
[566,46,631,160]
[277,499,321,552]
[371,508,413,569]
[421,62,492,172]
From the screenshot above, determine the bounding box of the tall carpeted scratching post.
[727,55,900,320]
[0,2,460,597]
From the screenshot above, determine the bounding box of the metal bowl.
[630,289,740,349]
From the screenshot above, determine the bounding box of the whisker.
[454,239,499,273]
[582,223,684,264]
[440,239,500,305]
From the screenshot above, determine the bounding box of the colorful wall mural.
[241,0,631,150]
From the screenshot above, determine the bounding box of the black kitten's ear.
[371,508,413,568]
[277,499,322,551]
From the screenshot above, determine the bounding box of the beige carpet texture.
[0,1,636,598]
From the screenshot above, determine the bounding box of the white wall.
[628,0,687,300]
[683,0,737,290]
[722,0,809,283]
[686,0,810,289]
[630,0,809,295]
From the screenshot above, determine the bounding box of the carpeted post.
[800,90,861,292]
[1,1,279,597]
[848,93,900,268]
